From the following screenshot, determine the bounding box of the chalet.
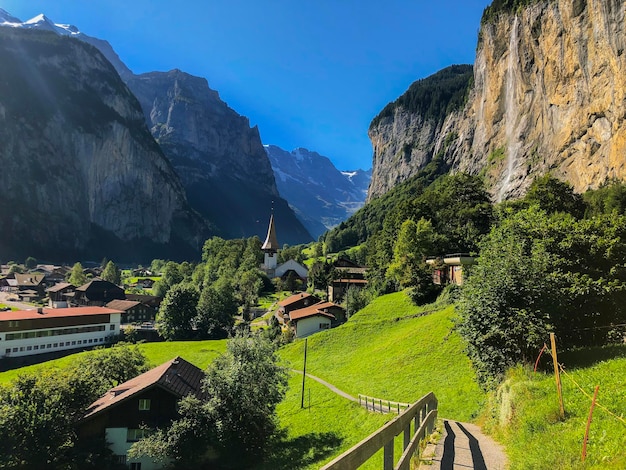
[288,301,345,338]
[328,258,368,302]
[426,253,476,286]
[73,279,125,306]
[78,357,205,470]
[46,282,75,308]
[125,294,162,310]
[106,299,156,324]
[276,292,320,324]
[0,306,122,359]
[14,273,46,297]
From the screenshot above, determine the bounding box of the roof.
[83,356,205,420]
[75,279,121,292]
[46,282,75,293]
[105,299,142,312]
[278,292,315,307]
[289,301,341,321]
[14,273,45,286]
[261,213,279,252]
[0,306,123,322]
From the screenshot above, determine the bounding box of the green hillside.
[280,291,485,421]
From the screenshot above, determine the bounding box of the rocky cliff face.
[265,145,370,238]
[369,0,626,201]
[0,28,206,261]
[126,71,312,245]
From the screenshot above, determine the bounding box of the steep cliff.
[0,28,207,261]
[369,0,626,201]
[126,71,312,245]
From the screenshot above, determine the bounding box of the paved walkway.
[420,420,508,470]
[291,369,358,402]
[0,292,34,310]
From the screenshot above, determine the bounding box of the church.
[261,212,308,282]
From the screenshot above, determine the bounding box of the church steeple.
[262,209,279,253]
[262,208,279,273]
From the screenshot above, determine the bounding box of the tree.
[196,279,236,338]
[0,344,147,468]
[235,269,263,320]
[387,218,436,289]
[344,285,371,318]
[69,262,87,286]
[156,284,200,340]
[458,206,626,386]
[73,343,149,388]
[524,174,585,218]
[129,333,288,468]
[101,261,121,285]
[24,256,37,270]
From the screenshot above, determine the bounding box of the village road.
[0,292,35,310]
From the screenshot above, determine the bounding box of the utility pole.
[301,338,308,408]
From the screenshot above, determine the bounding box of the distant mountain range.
[0,10,315,260]
[265,145,370,239]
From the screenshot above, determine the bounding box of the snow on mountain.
[0,11,133,79]
[265,144,371,238]
[0,8,22,24]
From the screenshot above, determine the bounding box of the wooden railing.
[358,394,411,414]
[321,392,437,470]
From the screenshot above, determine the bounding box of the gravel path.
[420,420,508,470]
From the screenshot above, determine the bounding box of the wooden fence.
[358,394,411,414]
[321,392,438,470]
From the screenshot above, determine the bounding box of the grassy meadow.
[483,346,626,470]
[0,339,228,385]
[280,291,485,421]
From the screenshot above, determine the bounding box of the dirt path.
[420,420,508,470]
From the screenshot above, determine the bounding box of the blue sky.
[2,0,491,170]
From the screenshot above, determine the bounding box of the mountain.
[0,26,208,261]
[264,145,371,239]
[368,0,626,201]
[125,72,312,245]
[1,10,312,247]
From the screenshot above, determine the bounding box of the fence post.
[384,439,394,470]
[582,386,600,462]
[550,333,565,419]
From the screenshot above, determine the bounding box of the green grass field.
[484,346,626,470]
[279,291,485,422]
[0,340,228,385]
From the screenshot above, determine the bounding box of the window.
[115,455,127,465]
[110,324,115,330]
[12,347,17,352]
[77,340,82,345]
[53,343,58,347]
[59,342,64,347]
[319,323,330,329]
[130,463,142,470]
[126,428,148,442]
[5,348,9,354]
[8,320,19,328]
[138,399,151,411]
[71,341,76,345]
[26,346,32,351]
[33,345,39,350]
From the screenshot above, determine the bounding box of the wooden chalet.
[73,280,125,307]
[426,253,476,286]
[78,357,204,470]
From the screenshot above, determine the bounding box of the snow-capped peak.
[22,13,82,37]
[0,8,22,25]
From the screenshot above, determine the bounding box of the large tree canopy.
[458,206,626,386]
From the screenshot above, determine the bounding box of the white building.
[0,306,122,358]
[261,212,308,280]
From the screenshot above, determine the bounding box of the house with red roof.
[78,356,205,470]
[276,292,320,324]
[288,300,346,338]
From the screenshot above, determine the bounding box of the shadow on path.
[440,421,456,470]
[457,422,487,470]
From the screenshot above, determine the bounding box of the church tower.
[262,211,279,275]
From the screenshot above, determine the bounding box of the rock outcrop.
[369,0,626,201]
[126,71,312,245]
[0,27,206,261]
